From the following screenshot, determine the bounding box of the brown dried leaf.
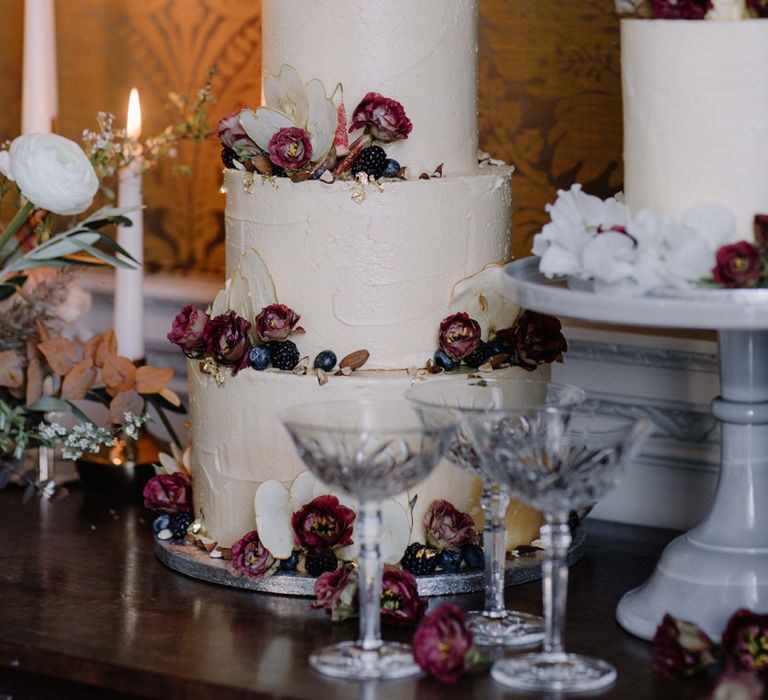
[0,350,24,389]
[37,338,82,376]
[25,356,44,405]
[103,355,137,396]
[135,365,173,394]
[60,358,97,401]
[94,330,118,368]
[159,387,181,407]
[339,349,369,371]
[108,390,144,424]
[82,335,100,363]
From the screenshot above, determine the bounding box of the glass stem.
[483,482,509,618]
[540,512,572,656]
[357,501,383,651]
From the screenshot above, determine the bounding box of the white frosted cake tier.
[622,19,768,241]
[189,362,546,549]
[224,167,514,370]
[262,0,478,174]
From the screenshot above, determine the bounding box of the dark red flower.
[413,603,474,683]
[754,215,768,250]
[268,127,313,170]
[722,609,768,679]
[167,305,209,358]
[312,562,359,622]
[500,310,567,371]
[424,500,477,552]
[748,0,768,16]
[707,670,765,700]
[713,242,765,289]
[652,613,717,678]
[230,530,277,579]
[380,566,427,626]
[204,310,251,375]
[254,303,305,342]
[218,109,260,160]
[438,313,481,361]
[350,93,413,143]
[142,473,193,514]
[651,0,711,18]
[291,495,356,554]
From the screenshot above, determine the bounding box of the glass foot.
[466,610,544,647]
[492,652,617,693]
[309,641,422,680]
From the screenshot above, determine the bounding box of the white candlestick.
[22,0,57,134]
[114,88,145,361]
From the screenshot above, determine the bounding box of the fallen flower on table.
[653,613,718,678]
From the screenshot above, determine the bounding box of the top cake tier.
[262,0,479,175]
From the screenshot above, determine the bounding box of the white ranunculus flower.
[5,134,99,215]
[581,231,637,284]
[706,0,746,20]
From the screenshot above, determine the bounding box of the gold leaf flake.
[243,172,256,193]
[201,357,225,386]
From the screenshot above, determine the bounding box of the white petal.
[255,480,294,559]
[209,277,233,317]
[239,248,278,308]
[0,150,13,181]
[290,470,322,509]
[158,452,180,475]
[538,244,583,278]
[379,499,412,564]
[240,107,294,152]
[581,232,636,284]
[450,265,520,338]
[305,79,337,163]
[682,203,736,249]
[264,64,309,128]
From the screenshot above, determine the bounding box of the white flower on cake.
[239,65,337,170]
[0,133,99,215]
[154,442,192,479]
[449,265,521,339]
[706,0,747,19]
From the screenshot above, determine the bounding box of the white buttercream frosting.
[622,19,768,241]
[262,0,478,175]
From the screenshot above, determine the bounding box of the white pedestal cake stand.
[504,257,768,641]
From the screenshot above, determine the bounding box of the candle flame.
[127,88,141,139]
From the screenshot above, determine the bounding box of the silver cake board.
[155,528,585,597]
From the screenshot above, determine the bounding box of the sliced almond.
[316,368,329,386]
[252,155,273,176]
[293,356,309,376]
[339,349,369,371]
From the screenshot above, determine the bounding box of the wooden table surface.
[0,488,715,699]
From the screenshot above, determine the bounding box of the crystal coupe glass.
[407,378,585,647]
[468,407,653,692]
[281,398,459,680]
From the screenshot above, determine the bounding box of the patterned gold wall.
[0,0,622,275]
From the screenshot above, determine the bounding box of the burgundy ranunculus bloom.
[754,215,768,251]
[651,0,711,18]
[713,242,765,289]
[380,566,427,626]
[254,303,305,342]
[748,0,768,16]
[291,495,356,554]
[268,127,313,170]
[708,670,765,700]
[142,473,193,514]
[350,93,413,143]
[218,109,260,160]
[167,305,209,358]
[499,310,567,371]
[312,563,359,622]
[204,310,252,375]
[722,609,768,679]
[230,530,278,579]
[438,312,482,361]
[424,500,478,552]
[413,603,475,683]
[652,613,717,678]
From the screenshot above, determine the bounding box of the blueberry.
[462,543,485,570]
[433,349,457,371]
[248,345,271,371]
[486,337,511,357]
[381,158,401,178]
[313,350,337,372]
[279,550,300,574]
[438,549,463,573]
[152,514,171,534]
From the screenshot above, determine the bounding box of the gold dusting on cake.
[243,172,256,193]
[200,357,225,385]
[219,184,228,194]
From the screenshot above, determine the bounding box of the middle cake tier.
[224,166,514,370]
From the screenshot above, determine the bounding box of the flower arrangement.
[532,184,768,295]
[616,0,768,19]
[218,64,411,183]
[653,609,767,697]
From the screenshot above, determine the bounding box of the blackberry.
[463,341,493,369]
[438,549,463,574]
[352,146,387,179]
[433,349,457,371]
[401,543,439,576]
[169,512,195,542]
[462,543,485,570]
[313,350,337,372]
[221,147,239,169]
[279,550,300,574]
[248,345,271,371]
[305,550,338,577]
[381,158,401,178]
[268,340,300,371]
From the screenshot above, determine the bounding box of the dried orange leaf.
[135,365,173,394]
[25,356,44,405]
[60,358,97,401]
[38,338,82,376]
[0,350,24,389]
[159,387,181,407]
[108,390,144,424]
[82,335,100,363]
[102,355,137,396]
[94,330,117,368]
